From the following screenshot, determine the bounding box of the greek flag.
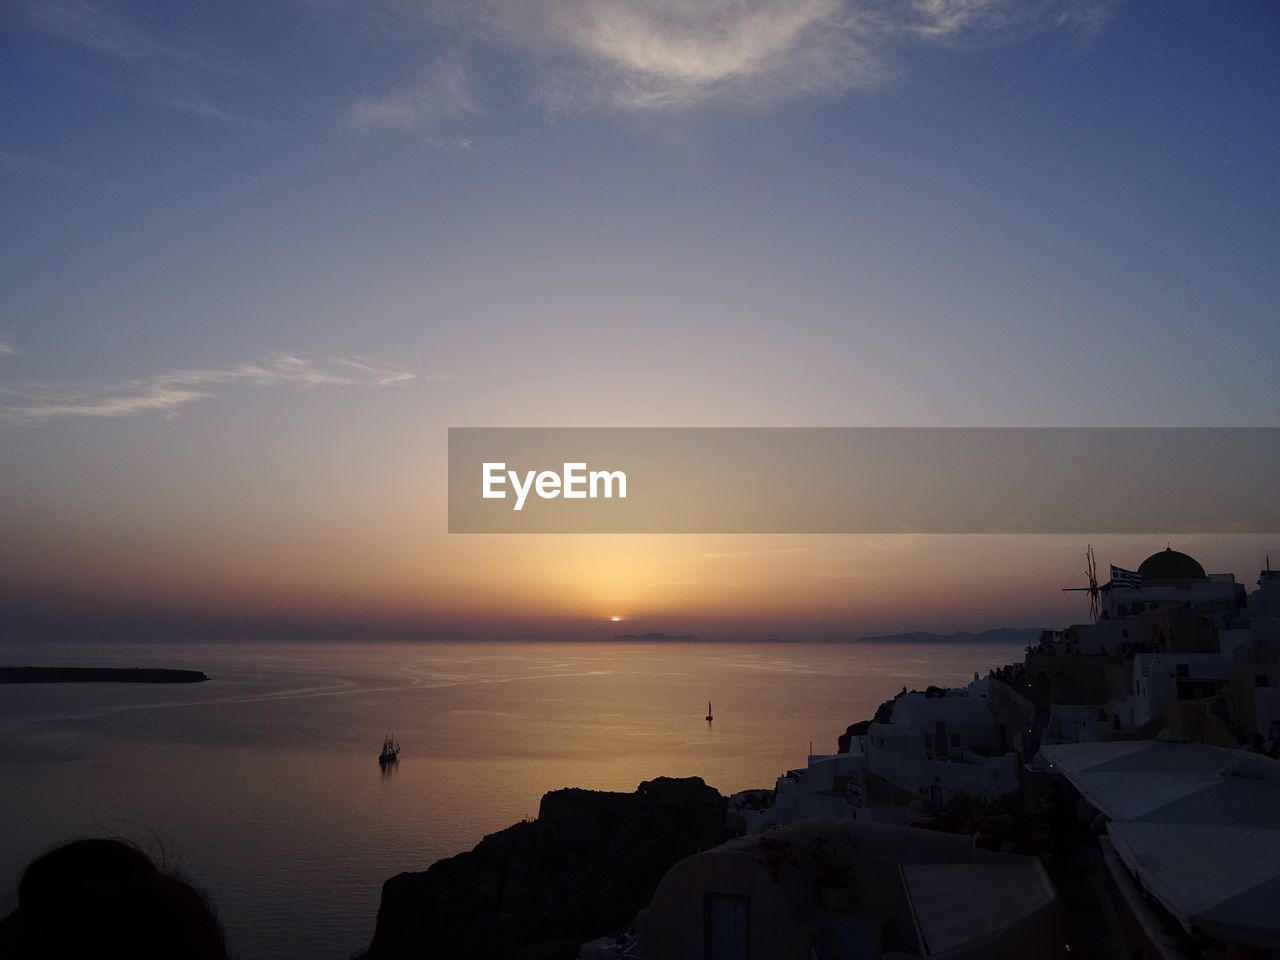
[1110,565,1143,589]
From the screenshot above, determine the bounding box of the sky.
[1,0,1278,642]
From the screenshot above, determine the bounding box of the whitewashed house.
[739,749,868,833]
[862,677,1020,810]
[1129,652,1232,726]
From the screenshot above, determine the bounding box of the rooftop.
[1137,547,1207,582]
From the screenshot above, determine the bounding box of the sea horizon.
[0,628,1045,647]
[0,637,1015,959]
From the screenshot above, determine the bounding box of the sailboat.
[378,734,401,765]
[705,700,713,723]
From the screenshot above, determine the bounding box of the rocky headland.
[362,776,730,960]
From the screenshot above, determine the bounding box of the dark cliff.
[837,695,898,753]
[364,776,729,960]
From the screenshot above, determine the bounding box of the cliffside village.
[581,548,1280,960]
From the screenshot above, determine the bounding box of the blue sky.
[1,1,1277,639]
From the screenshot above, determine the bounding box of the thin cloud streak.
[26,0,175,63]
[907,0,1115,42]
[0,354,416,426]
[348,55,476,134]
[0,341,15,357]
[701,547,810,559]
[25,0,259,124]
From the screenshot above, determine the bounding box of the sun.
[610,615,623,622]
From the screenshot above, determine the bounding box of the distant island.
[854,628,1042,645]
[613,632,699,641]
[0,667,209,684]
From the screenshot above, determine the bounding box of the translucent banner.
[448,428,1280,533]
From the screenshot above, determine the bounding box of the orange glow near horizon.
[2,516,1269,641]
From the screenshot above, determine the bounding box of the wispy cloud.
[700,547,810,559]
[26,0,174,62]
[25,0,258,123]
[507,0,886,112]
[0,340,15,357]
[0,354,415,426]
[906,0,1114,42]
[364,0,1111,117]
[347,55,476,135]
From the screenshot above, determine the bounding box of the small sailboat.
[705,700,713,723]
[378,734,401,765]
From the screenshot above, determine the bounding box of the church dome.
[1137,547,1206,581]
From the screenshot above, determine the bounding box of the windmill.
[1062,544,1102,621]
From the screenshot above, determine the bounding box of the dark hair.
[0,838,226,959]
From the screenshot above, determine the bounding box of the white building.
[1129,652,1231,726]
[1247,563,1280,617]
[862,677,1021,809]
[1041,701,1131,745]
[743,678,1019,832]
[1102,548,1243,626]
[1060,618,1134,655]
[738,749,868,834]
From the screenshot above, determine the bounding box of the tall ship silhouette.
[378,734,400,765]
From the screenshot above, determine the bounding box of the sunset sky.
[1,1,1277,641]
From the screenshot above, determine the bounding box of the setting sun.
[610,615,623,622]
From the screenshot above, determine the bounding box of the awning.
[901,860,1055,956]
[1108,822,1280,949]
[1038,741,1280,947]
[1037,741,1280,827]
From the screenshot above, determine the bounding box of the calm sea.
[0,639,1016,959]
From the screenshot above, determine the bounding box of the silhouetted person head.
[0,838,225,960]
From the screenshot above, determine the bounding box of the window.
[1257,675,1270,688]
[705,893,749,960]
[1175,664,1190,679]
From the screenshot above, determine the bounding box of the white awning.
[901,860,1054,957]
[1037,741,1280,827]
[1038,741,1280,947]
[1108,822,1280,949]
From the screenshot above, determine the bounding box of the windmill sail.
[1062,545,1102,621]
